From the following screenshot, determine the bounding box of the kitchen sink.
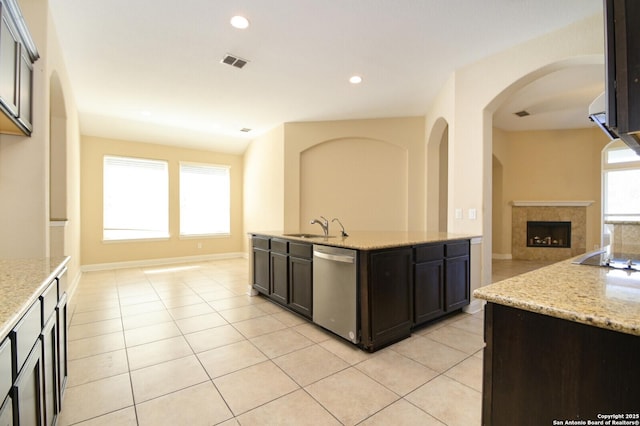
[283,233,335,239]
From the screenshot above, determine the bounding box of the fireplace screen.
[526,221,571,248]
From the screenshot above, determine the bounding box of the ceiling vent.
[514,110,530,117]
[240,128,252,132]
[221,53,248,69]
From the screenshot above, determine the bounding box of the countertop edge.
[249,231,480,250]
[0,256,70,340]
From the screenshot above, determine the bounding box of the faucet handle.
[320,215,329,225]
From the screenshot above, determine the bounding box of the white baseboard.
[492,253,512,260]
[81,252,246,272]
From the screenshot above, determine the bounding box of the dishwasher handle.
[313,250,355,264]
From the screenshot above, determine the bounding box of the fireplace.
[527,221,571,248]
[511,201,592,261]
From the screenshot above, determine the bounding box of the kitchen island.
[0,257,70,426]
[250,231,477,351]
[473,260,640,425]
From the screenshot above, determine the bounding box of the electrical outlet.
[455,208,463,219]
[468,208,477,220]
[197,242,202,249]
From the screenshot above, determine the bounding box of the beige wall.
[81,136,244,266]
[243,118,425,240]
[243,125,285,245]
[0,0,82,285]
[427,13,604,286]
[300,137,408,232]
[283,117,426,233]
[492,127,610,257]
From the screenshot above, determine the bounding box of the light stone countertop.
[0,257,70,339]
[474,259,640,336]
[250,231,479,250]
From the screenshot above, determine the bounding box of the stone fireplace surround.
[511,201,593,261]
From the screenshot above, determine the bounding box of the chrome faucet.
[310,216,329,237]
[332,218,348,237]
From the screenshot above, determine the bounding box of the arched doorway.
[50,71,68,257]
[427,118,449,232]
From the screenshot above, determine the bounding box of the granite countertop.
[473,259,640,336]
[0,256,70,338]
[250,231,479,250]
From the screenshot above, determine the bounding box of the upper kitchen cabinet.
[0,0,38,136]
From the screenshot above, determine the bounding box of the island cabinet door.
[252,247,270,295]
[444,254,469,311]
[288,256,312,318]
[414,259,445,324]
[270,252,288,305]
[13,340,44,426]
[368,248,413,350]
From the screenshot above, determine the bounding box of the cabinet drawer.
[271,238,288,254]
[252,236,270,250]
[289,242,312,259]
[40,279,58,325]
[445,241,469,258]
[11,299,41,377]
[0,339,10,401]
[415,244,444,263]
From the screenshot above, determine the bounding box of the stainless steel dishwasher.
[312,245,359,343]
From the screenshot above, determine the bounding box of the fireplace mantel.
[511,201,594,207]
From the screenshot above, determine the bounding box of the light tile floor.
[58,258,540,425]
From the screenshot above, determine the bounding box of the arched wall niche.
[299,137,408,232]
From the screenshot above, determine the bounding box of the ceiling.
[48,0,604,155]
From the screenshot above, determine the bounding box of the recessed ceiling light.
[230,15,250,29]
[140,110,152,117]
[349,75,363,84]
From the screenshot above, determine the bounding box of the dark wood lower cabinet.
[251,234,471,352]
[252,247,270,294]
[366,248,413,350]
[483,303,640,425]
[56,293,68,412]
[41,316,58,426]
[414,259,445,324]
[13,340,44,426]
[445,255,470,311]
[288,256,312,318]
[270,252,288,304]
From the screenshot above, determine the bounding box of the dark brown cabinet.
[13,340,44,426]
[288,243,313,318]
[0,0,38,136]
[365,248,414,350]
[414,259,445,323]
[251,234,471,352]
[270,251,288,305]
[482,303,640,425]
[251,235,313,319]
[414,240,470,326]
[252,236,270,294]
[1,262,69,426]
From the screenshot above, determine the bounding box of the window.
[602,142,640,222]
[103,156,169,240]
[180,163,230,236]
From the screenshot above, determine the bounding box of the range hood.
[589,92,640,155]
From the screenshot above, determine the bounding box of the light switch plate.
[468,208,477,220]
[455,208,463,219]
